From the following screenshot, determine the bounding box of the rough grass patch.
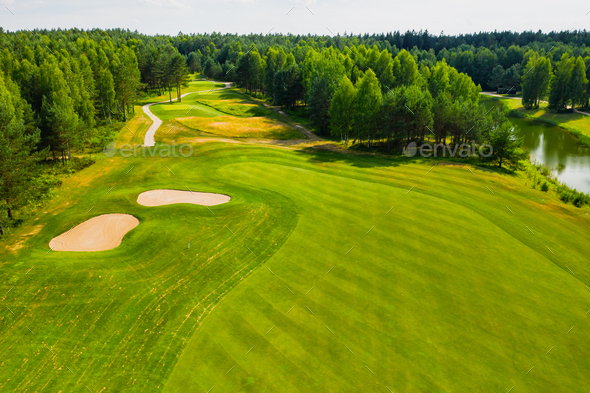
[176,115,302,139]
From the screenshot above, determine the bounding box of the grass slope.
[161,148,590,393]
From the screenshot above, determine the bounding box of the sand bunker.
[137,189,231,207]
[49,214,139,252]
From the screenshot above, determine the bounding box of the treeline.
[0,28,190,235]
[173,30,590,105]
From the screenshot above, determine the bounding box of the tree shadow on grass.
[293,144,409,168]
[293,143,512,175]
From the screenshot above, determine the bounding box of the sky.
[0,0,588,37]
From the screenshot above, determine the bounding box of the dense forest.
[2,27,590,235]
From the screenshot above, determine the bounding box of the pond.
[483,99,590,194]
[510,117,590,194]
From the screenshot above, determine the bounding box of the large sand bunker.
[137,189,231,207]
[49,214,139,252]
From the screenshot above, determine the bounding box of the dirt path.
[480,91,590,116]
[259,102,322,141]
[142,81,232,146]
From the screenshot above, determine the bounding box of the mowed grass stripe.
[164,150,590,393]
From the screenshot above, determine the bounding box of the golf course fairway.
[1,81,589,393]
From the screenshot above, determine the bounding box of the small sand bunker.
[137,189,231,207]
[49,214,139,252]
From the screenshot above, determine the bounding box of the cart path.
[142,81,232,146]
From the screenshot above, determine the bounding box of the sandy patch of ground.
[49,214,139,252]
[137,189,231,207]
[7,225,44,252]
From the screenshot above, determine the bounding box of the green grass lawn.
[1,84,589,393]
[150,89,302,140]
[482,95,590,145]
